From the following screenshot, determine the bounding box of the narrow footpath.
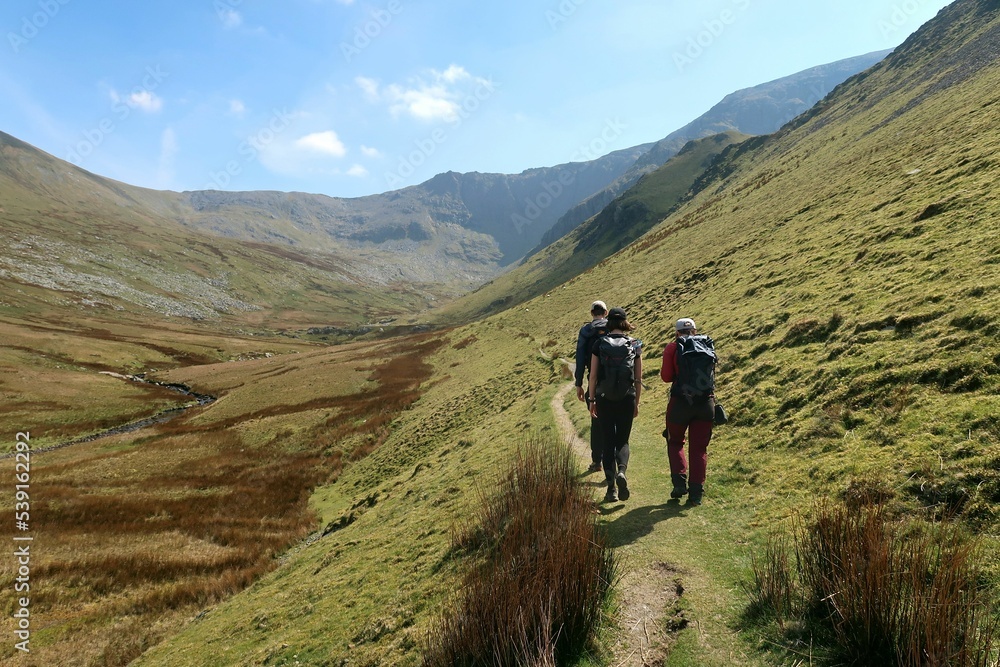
[550,374,679,667]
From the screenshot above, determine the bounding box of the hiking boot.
[670,473,688,500]
[587,461,603,474]
[616,471,630,501]
[687,483,703,506]
[603,478,617,503]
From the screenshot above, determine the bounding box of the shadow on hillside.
[601,500,688,548]
[577,473,611,489]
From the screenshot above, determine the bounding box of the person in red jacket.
[660,317,714,505]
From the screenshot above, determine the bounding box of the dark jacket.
[574,318,608,387]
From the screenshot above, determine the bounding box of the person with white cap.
[575,300,608,472]
[660,317,717,506]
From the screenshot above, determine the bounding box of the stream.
[2,373,216,459]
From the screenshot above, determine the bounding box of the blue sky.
[1,0,952,199]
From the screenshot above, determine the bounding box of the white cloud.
[111,88,164,113]
[440,64,471,84]
[360,145,381,158]
[295,130,347,157]
[360,65,493,123]
[130,90,163,112]
[259,141,343,179]
[346,164,368,177]
[229,99,246,116]
[221,9,243,29]
[386,85,459,122]
[355,76,380,101]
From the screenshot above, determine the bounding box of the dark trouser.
[596,396,634,478]
[666,395,713,485]
[587,396,605,464]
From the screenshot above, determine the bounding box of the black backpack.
[595,334,637,401]
[575,318,608,387]
[581,320,608,368]
[674,335,716,403]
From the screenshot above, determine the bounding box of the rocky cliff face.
[175,144,651,268]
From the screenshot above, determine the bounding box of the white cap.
[675,317,696,331]
[591,300,607,313]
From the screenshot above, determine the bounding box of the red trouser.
[665,396,713,485]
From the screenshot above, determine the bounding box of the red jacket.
[660,341,679,384]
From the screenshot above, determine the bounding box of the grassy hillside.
[3,1,1000,665]
[435,130,751,324]
[0,132,467,328]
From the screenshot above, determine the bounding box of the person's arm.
[574,327,588,400]
[660,342,675,383]
[634,344,643,417]
[634,354,642,401]
[588,353,600,417]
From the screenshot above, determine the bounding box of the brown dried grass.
[0,335,441,666]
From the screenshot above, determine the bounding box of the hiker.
[575,300,609,473]
[660,317,716,506]
[588,307,642,502]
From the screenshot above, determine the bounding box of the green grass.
[0,334,447,666]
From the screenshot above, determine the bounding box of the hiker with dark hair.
[588,307,642,503]
[661,317,716,506]
[576,300,609,473]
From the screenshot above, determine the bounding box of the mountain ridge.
[169,144,653,268]
[433,129,753,323]
[0,47,896,324]
[532,49,893,253]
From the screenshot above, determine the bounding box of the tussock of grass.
[744,497,998,666]
[423,435,617,666]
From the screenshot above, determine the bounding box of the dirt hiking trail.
[551,377,680,666]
